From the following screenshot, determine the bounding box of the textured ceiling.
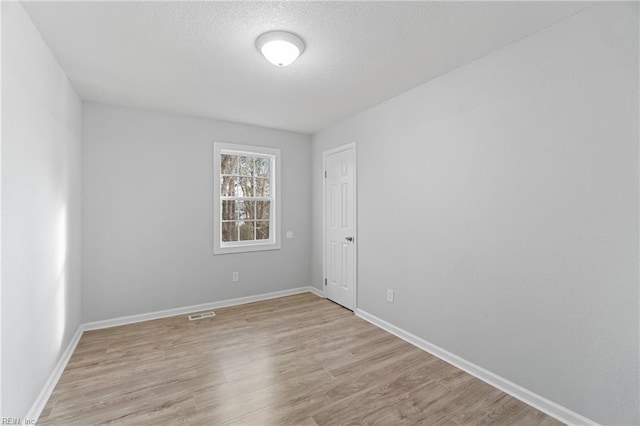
[23,1,592,134]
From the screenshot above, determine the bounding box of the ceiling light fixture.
[256,31,305,67]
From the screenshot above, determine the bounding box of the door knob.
[345,237,354,242]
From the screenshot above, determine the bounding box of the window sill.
[213,242,281,255]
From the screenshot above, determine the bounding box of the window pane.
[255,201,270,221]
[237,177,254,197]
[222,221,238,242]
[221,154,238,175]
[255,158,270,177]
[256,221,269,240]
[243,201,256,220]
[254,178,270,197]
[222,200,236,221]
[236,201,247,220]
[238,156,254,177]
[221,176,236,197]
[239,221,255,241]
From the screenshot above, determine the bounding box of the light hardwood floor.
[39,293,561,425]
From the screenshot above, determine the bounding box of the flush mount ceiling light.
[256,31,305,67]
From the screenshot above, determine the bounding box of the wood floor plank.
[38,293,562,425]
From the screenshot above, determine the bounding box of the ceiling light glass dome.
[256,31,305,67]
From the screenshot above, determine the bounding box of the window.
[213,142,281,254]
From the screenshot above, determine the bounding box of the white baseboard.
[308,286,324,298]
[355,309,598,426]
[26,325,83,421]
[83,286,317,330]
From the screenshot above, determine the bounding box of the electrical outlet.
[232,272,239,282]
[387,289,394,303]
[286,231,294,239]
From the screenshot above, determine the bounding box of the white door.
[324,143,356,310]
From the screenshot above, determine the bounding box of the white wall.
[1,2,82,418]
[312,3,638,425]
[82,103,311,322]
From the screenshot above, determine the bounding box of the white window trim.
[213,142,281,255]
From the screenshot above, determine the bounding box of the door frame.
[322,142,357,310]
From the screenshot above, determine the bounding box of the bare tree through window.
[220,154,272,243]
